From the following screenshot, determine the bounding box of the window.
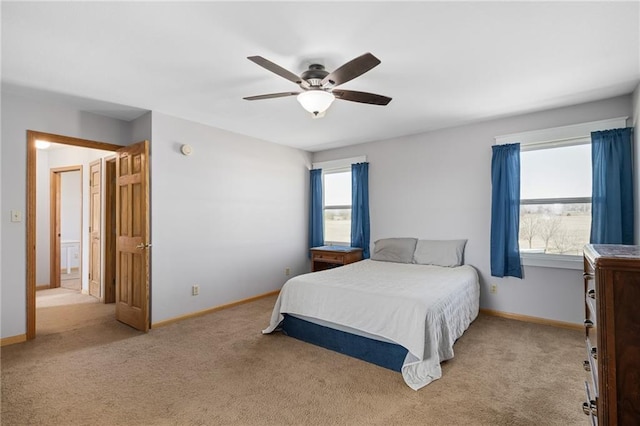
[312,156,366,246]
[520,141,591,256]
[494,116,627,269]
[323,169,351,244]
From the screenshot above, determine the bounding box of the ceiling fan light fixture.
[297,90,335,116]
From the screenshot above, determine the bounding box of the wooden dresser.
[582,244,640,425]
[310,246,363,272]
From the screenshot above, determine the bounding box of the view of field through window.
[519,203,591,255]
[324,171,351,244]
[324,209,352,244]
[519,143,591,256]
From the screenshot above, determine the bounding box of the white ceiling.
[2,1,639,152]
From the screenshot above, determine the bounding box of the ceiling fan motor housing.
[301,64,330,87]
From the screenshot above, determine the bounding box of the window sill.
[520,252,583,270]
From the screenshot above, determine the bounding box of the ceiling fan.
[243,52,392,118]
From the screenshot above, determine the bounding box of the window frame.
[322,167,352,246]
[494,116,627,270]
[312,156,366,247]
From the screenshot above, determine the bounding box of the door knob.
[136,243,152,250]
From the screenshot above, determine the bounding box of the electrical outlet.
[490,284,498,294]
[285,267,291,276]
[192,285,199,296]
[10,210,22,222]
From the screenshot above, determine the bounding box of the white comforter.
[263,259,480,390]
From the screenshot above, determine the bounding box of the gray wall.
[312,95,634,324]
[149,112,311,323]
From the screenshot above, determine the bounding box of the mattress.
[263,259,480,390]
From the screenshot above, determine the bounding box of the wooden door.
[115,141,150,332]
[89,160,102,298]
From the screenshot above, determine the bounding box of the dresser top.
[585,244,640,267]
[586,244,640,257]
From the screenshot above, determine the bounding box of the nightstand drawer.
[313,252,344,263]
[310,246,363,272]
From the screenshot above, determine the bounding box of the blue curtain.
[309,169,324,252]
[490,143,523,278]
[590,127,634,244]
[351,162,371,258]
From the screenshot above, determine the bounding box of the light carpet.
[1,295,587,425]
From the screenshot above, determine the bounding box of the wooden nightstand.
[310,246,363,272]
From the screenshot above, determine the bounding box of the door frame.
[26,131,124,340]
[104,156,117,304]
[49,165,83,289]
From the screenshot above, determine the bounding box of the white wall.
[312,95,634,325]
[60,170,82,242]
[60,170,82,270]
[35,149,50,286]
[1,92,131,338]
[149,112,311,323]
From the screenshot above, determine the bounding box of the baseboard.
[1,334,27,347]
[152,289,280,329]
[480,308,582,331]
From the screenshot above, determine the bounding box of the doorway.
[49,166,83,291]
[27,131,150,339]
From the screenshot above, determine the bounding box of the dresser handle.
[582,400,597,416]
[583,272,594,280]
[587,289,595,299]
[590,347,597,360]
[584,319,594,328]
[582,360,591,371]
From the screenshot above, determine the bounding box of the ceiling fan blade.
[247,56,302,85]
[243,92,300,101]
[332,89,392,105]
[321,53,381,87]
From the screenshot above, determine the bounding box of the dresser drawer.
[585,337,599,397]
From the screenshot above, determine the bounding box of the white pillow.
[371,238,418,263]
[413,239,467,267]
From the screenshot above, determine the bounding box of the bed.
[262,238,480,390]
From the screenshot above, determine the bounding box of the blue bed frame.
[281,314,408,372]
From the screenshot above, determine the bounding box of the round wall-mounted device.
[180,144,193,156]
